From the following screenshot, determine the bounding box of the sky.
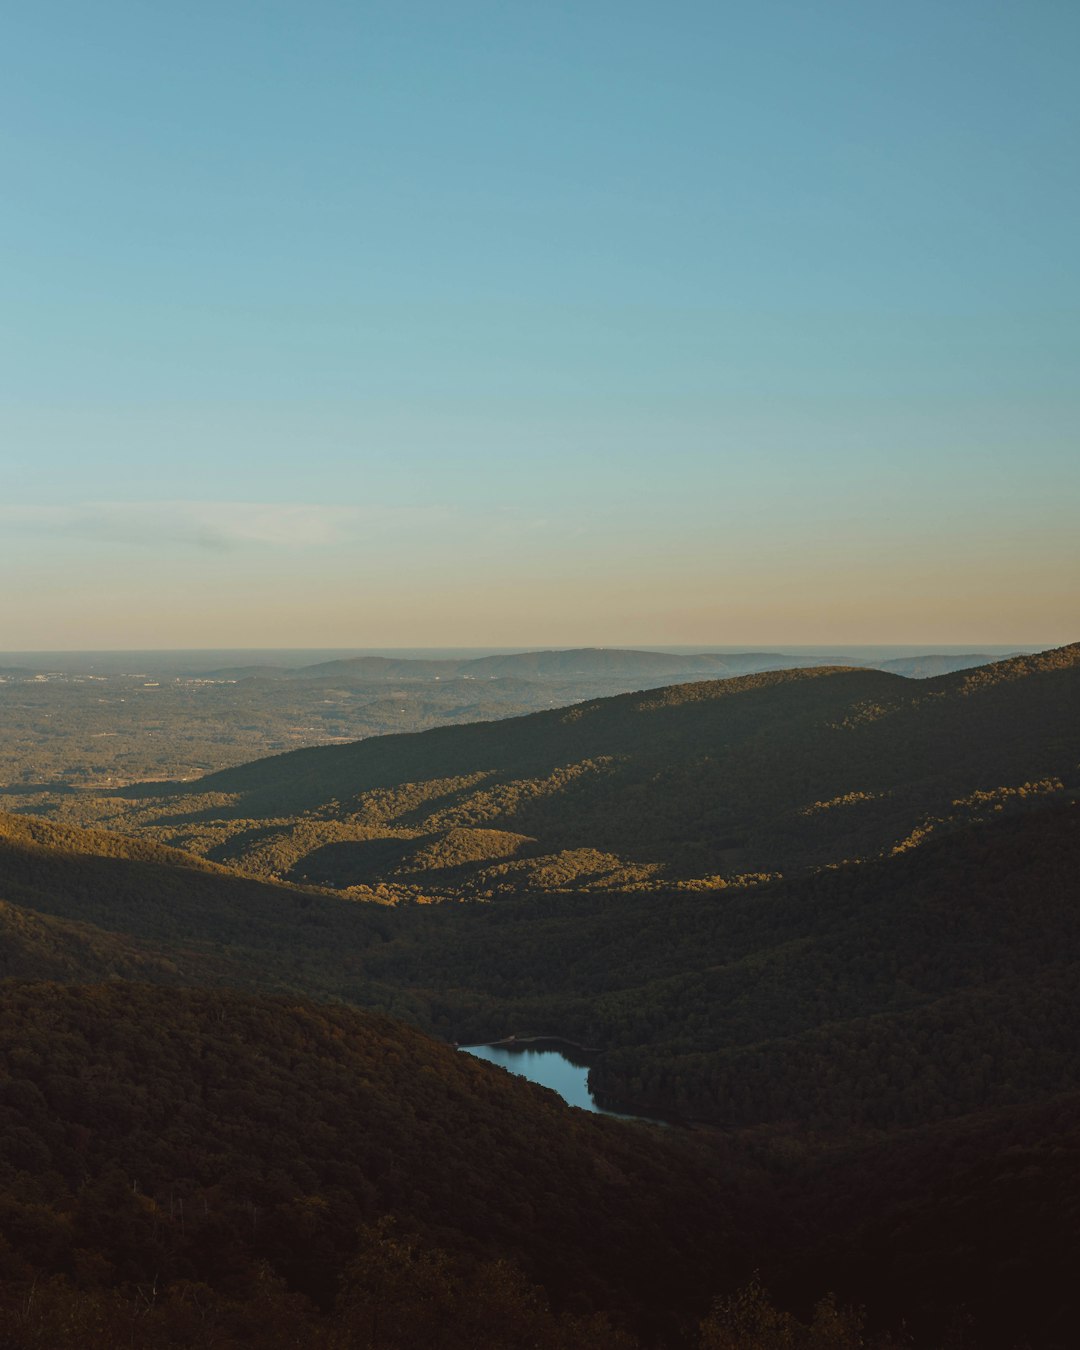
[2,0,1077,649]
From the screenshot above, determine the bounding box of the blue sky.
[2,0,1077,647]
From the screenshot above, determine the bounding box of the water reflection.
[461,1040,663,1123]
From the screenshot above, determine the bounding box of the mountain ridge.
[31,643,1075,897]
[201,647,798,682]
[1,647,1078,1345]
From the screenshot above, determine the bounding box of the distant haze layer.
[0,645,1041,676]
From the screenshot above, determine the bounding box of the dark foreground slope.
[0,984,741,1349]
[38,643,1080,895]
[772,1089,1080,1350]
[3,811,1080,1342]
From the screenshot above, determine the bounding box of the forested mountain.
[20,980,1062,1349]
[377,804,1080,1129]
[1,645,1078,1346]
[10,797,1077,1137]
[2,801,1080,1345]
[7,789,1079,1109]
[35,643,1079,898]
[0,649,803,797]
[0,646,1033,797]
[0,811,412,1010]
[0,983,750,1348]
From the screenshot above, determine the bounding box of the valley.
[7,645,1074,904]
[0,645,1078,1345]
[8,7,1073,1342]
[0,645,1022,794]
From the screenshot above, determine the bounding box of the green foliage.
[0,984,734,1344]
[17,644,1077,899]
[1,646,1079,1346]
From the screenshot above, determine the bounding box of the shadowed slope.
[0,982,739,1344]
[40,644,1076,894]
[0,810,407,1006]
[2,806,1080,1346]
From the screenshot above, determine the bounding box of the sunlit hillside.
[25,644,1078,899]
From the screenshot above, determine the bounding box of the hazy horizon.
[0,641,1052,678]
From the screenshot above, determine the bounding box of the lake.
[461,1040,665,1123]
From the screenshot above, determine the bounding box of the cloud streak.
[0,501,445,550]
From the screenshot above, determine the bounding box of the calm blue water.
[461,1042,663,1123]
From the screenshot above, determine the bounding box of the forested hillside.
[27,644,1079,897]
[5,791,1079,1143]
[0,984,745,1348]
[346,803,1080,1128]
[2,807,1080,1346]
[0,811,410,1011]
[0,647,1022,794]
[1,646,1078,1346]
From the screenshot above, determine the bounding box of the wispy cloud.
[0,501,445,550]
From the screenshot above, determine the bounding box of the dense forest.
[2,805,1079,1343]
[5,798,1078,1137]
[1,646,1078,1345]
[1,979,1076,1349]
[0,984,742,1347]
[0,647,861,792]
[16,643,1077,902]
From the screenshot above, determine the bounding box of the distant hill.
[202,646,793,682]
[0,648,1034,799]
[200,647,1034,685]
[46,643,1078,896]
[875,651,1024,678]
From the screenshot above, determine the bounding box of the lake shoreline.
[455,1034,603,1055]
[459,1038,682,1127]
